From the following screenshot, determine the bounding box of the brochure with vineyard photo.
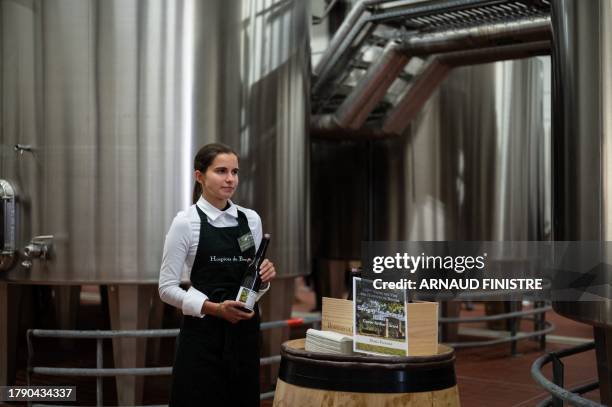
[353,277,408,356]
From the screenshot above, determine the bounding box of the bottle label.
[236,287,257,311]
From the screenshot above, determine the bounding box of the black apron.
[169,207,259,407]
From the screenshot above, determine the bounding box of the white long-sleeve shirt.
[159,196,270,317]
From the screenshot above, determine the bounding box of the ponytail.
[192,181,203,205]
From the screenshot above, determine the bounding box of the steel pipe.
[383,40,551,135]
[334,40,410,130]
[383,58,451,135]
[400,16,551,56]
[314,1,550,95]
[438,40,551,66]
[313,0,387,92]
[313,16,551,135]
[531,342,602,407]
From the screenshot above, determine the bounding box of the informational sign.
[353,277,408,356]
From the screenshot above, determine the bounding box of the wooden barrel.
[273,338,460,407]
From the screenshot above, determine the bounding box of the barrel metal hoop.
[278,354,457,393]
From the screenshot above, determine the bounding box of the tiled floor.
[454,329,599,406]
[6,282,604,406]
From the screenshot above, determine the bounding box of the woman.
[159,143,276,406]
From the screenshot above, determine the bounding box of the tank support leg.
[594,326,612,405]
[146,293,165,366]
[107,284,154,406]
[0,282,20,386]
[53,286,81,349]
[440,301,461,343]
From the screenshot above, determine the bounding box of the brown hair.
[192,143,239,204]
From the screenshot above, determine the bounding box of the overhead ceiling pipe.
[382,58,451,135]
[313,40,410,131]
[334,40,410,130]
[315,0,367,76]
[382,40,551,135]
[437,39,551,66]
[314,1,550,94]
[313,16,551,135]
[400,16,551,56]
[313,0,395,94]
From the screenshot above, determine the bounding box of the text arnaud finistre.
[371,253,543,291]
[209,256,249,263]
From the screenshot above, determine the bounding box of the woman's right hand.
[217,300,254,323]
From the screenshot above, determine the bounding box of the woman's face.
[196,153,239,206]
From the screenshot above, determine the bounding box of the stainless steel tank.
[312,58,550,252]
[551,0,612,401]
[0,0,310,283]
[551,0,612,329]
[380,58,548,242]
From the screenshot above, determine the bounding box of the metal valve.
[14,144,34,155]
[22,235,54,268]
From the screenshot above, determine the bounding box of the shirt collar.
[196,195,238,221]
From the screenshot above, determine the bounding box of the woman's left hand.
[259,259,276,283]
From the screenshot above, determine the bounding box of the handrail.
[531,341,602,407]
[439,301,552,355]
[26,314,322,406]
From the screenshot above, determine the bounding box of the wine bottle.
[347,266,362,301]
[235,233,271,311]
